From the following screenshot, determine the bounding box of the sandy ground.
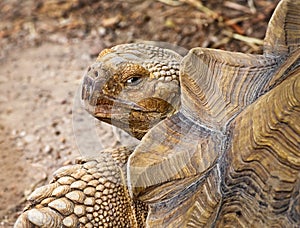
[0,0,278,226]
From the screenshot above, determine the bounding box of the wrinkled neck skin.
[81,43,183,139]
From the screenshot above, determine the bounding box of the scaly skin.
[14,147,148,228]
[82,43,183,139]
[14,44,184,228]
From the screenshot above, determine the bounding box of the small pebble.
[19,131,26,137]
[23,134,36,143]
[44,145,53,154]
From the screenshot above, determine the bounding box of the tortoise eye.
[126,76,143,85]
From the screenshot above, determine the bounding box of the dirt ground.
[0,0,279,226]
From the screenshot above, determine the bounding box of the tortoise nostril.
[94,71,99,78]
[87,66,91,72]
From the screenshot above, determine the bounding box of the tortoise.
[15,0,300,227]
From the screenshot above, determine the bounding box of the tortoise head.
[81,43,183,139]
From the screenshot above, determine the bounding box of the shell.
[145,168,221,226]
[179,49,279,130]
[128,0,300,226]
[216,71,300,226]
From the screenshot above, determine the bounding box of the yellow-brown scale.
[15,147,148,228]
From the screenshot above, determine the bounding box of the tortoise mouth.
[82,91,163,139]
[81,74,175,138]
[83,95,148,119]
[81,74,148,117]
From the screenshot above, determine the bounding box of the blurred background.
[0,0,279,226]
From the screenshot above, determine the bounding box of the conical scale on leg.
[14,146,147,228]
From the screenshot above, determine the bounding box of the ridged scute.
[180,48,279,131]
[130,1,299,227]
[264,0,300,55]
[129,112,224,193]
[146,168,221,227]
[217,71,300,227]
[14,212,36,228]
[81,174,95,182]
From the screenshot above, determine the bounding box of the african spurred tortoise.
[15,0,300,227]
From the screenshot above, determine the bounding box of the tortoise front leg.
[14,147,148,228]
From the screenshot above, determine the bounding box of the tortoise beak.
[81,75,106,105]
[81,64,146,119]
[81,61,110,104]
